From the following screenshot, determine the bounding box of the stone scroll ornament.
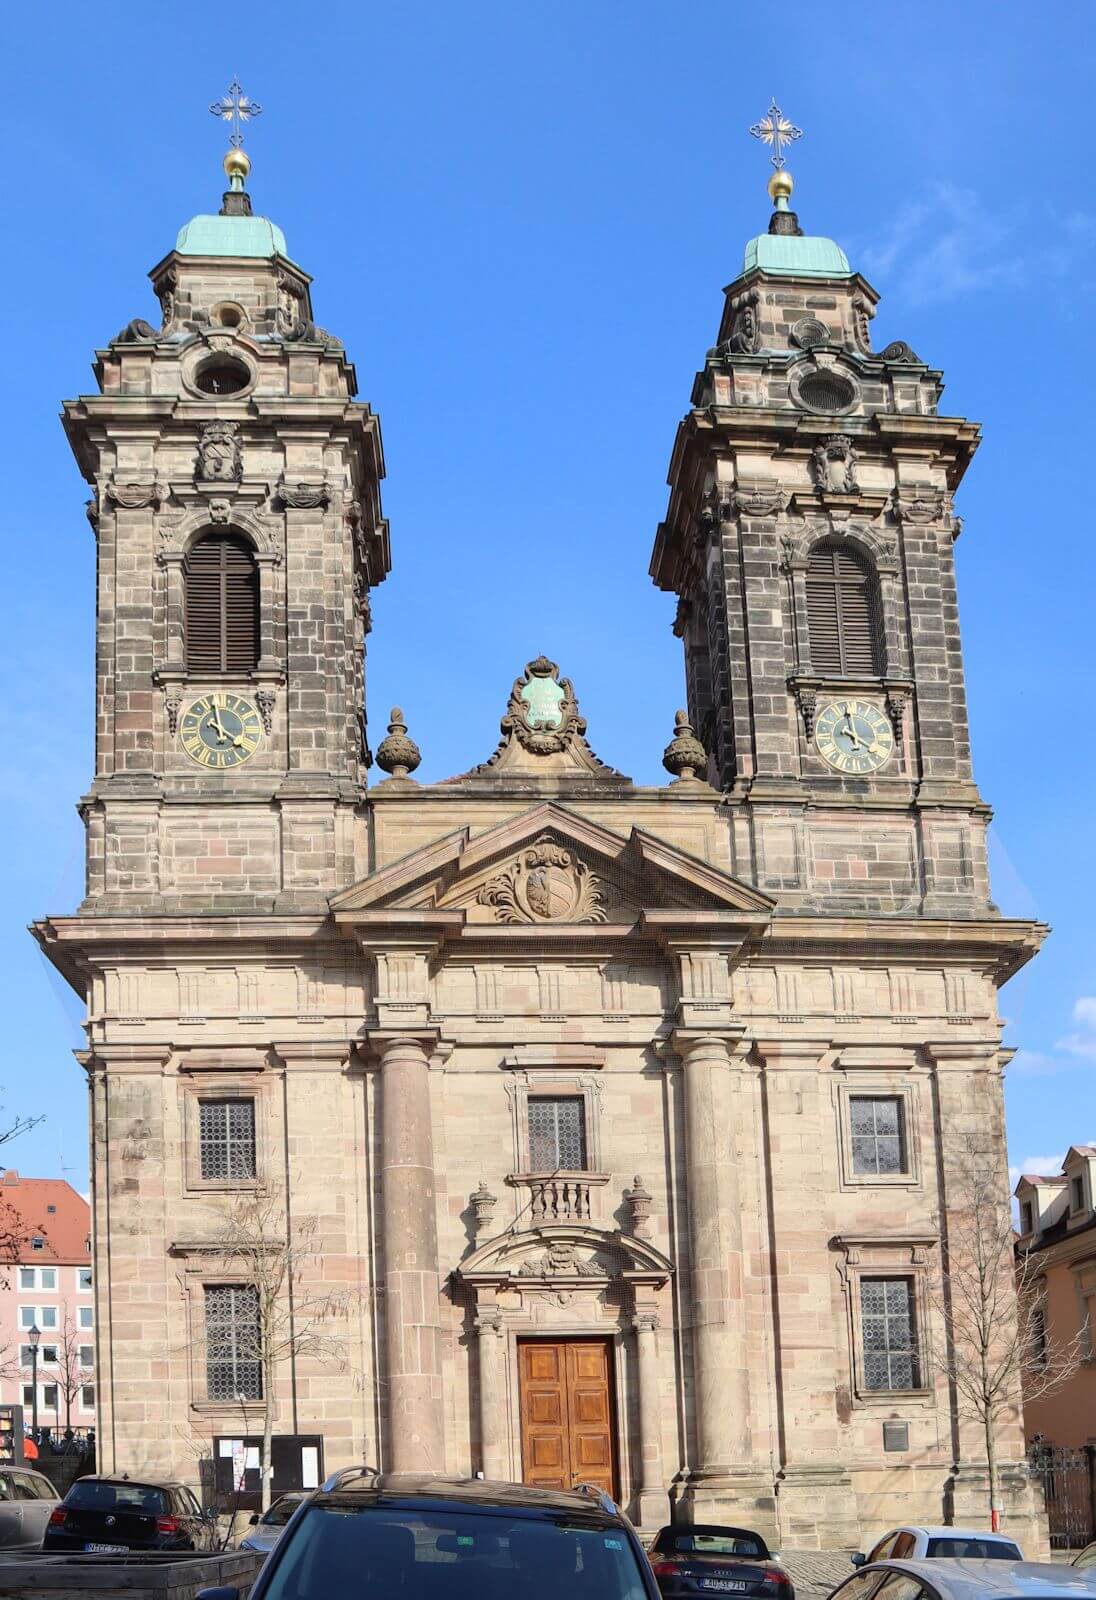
[502,655,586,756]
[478,836,607,925]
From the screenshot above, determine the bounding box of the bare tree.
[933,1140,1085,1525]
[209,1186,350,1511]
[53,1314,93,1432]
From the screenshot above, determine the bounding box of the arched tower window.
[806,541,884,676]
[185,532,259,674]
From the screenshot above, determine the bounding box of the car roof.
[879,1528,1021,1541]
[317,1472,624,1522]
[67,1475,188,1491]
[867,1559,1096,1599]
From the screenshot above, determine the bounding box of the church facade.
[34,144,1047,1546]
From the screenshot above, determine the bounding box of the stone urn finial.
[624,1174,653,1237]
[471,1181,498,1237]
[375,707,421,779]
[662,710,706,782]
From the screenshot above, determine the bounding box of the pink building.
[0,1174,95,1433]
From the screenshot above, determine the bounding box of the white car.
[853,1527,1024,1566]
[829,1560,1096,1600]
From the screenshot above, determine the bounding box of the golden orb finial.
[768,168,794,203]
[223,147,251,184]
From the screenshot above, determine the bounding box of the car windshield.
[262,1504,651,1600]
[925,1538,1022,1559]
[670,1534,766,1558]
[64,1481,167,1514]
[264,1497,304,1527]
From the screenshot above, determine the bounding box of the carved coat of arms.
[195,421,243,483]
[477,836,606,925]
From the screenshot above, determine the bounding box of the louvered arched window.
[185,533,259,674]
[806,541,884,676]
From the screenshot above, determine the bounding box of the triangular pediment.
[331,802,773,929]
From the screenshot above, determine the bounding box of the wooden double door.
[518,1338,617,1497]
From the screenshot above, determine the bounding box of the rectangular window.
[31,1237,44,1252]
[1032,1304,1049,1370]
[77,1307,93,1330]
[20,1386,32,1410]
[861,1276,921,1390]
[1020,1200,1034,1235]
[204,1284,262,1402]
[79,1345,93,1368]
[18,1269,34,1291]
[81,1385,95,1409]
[18,1308,36,1331]
[850,1096,906,1176]
[42,1384,58,1410]
[40,1346,57,1366]
[39,1269,56,1291]
[199,1098,257,1182]
[78,1269,92,1291]
[527,1096,588,1171]
[1072,1176,1085,1213]
[39,1307,57,1330]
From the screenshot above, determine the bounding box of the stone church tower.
[35,131,1047,1546]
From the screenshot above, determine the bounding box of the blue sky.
[1,2,1092,1189]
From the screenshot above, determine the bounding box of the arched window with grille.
[184,532,260,674]
[805,541,884,676]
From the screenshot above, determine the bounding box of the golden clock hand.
[209,706,228,743]
[842,703,862,749]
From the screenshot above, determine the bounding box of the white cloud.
[857,189,1096,308]
[1053,996,1096,1061]
[1008,1049,1064,1076]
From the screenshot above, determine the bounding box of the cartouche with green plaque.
[179,693,263,769]
[815,698,894,775]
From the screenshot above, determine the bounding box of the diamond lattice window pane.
[859,1277,919,1391]
[204,1284,262,1401]
[527,1097,587,1171]
[199,1099,256,1181]
[849,1096,905,1176]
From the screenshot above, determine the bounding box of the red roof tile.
[0,1174,90,1264]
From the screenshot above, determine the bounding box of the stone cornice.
[759,915,1047,986]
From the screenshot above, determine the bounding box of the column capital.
[669,1028,748,1066]
[631,1310,662,1333]
[475,1309,505,1337]
[366,1028,442,1062]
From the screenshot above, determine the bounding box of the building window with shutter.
[185,532,260,674]
[204,1283,262,1402]
[860,1276,921,1390]
[199,1098,257,1182]
[806,541,884,676]
[528,1096,588,1171]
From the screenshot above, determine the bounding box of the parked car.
[43,1475,215,1553]
[828,1559,1096,1600]
[648,1523,794,1597]
[852,1527,1023,1566]
[239,1493,307,1555]
[197,1470,660,1600]
[0,1465,61,1549]
[1074,1546,1096,1571]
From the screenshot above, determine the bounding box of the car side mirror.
[851,1554,867,1568]
[248,1513,259,1525]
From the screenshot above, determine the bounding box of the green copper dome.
[743,230,850,278]
[175,212,288,258]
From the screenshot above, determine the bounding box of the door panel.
[518,1339,616,1497]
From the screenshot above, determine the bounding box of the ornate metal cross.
[749,99,803,169]
[209,78,263,149]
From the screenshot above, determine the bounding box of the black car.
[197,1471,661,1600]
[44,1475,214,1553]
[648,1523,794,1599]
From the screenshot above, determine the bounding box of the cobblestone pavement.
[782,1550,856,1600]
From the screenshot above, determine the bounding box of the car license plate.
[699,1583,748,1593]
[85,1543,128,1553]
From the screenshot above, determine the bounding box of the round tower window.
[194,356,251,396]
[798,371,856,413]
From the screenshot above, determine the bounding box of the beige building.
[34,143,1047,1545]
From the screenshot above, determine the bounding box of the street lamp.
[28,1325,40,1441]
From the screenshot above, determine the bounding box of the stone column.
[632,1311,670,1528]
[475,1310,507,1481]
[677,1033,751,1477]
[378,1033,445,1472]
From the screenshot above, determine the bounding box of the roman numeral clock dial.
[815,699,894,774]
[179,694,262,769]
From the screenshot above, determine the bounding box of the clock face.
[180,694,262,769]
[815,698,894,774]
